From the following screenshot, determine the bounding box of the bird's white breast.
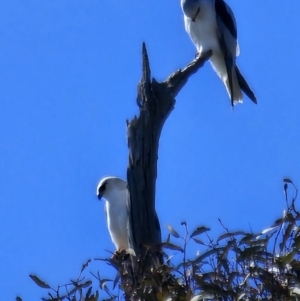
[105,189,129,250]
[184,9,228,79]
[184,6,220,54]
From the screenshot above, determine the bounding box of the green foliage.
[25,179,300,300]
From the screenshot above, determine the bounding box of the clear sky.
[1,0,300,299]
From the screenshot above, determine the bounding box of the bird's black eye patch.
[99,182,107,193]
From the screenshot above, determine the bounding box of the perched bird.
[97,176,129,251]
[181,0,257,106]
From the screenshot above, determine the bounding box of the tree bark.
[126,43,211,297]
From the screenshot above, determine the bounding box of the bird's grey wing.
[214,0,237,40]
[214,0,238,106]
[215,16,234,106]
[215,0,257,104]
[215,0,239,55]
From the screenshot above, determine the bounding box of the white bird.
[97,176,129,251]
[181,0,257,106]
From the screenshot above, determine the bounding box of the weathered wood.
[126,43,211,297]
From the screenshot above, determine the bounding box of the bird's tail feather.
[235,66,257,104]
[224,66,243,106]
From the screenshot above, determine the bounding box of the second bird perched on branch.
[181,0,257,106]
[97,176,130,251]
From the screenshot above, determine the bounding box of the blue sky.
[1,0,300,299]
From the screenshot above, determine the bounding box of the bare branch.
[126,43,211,278]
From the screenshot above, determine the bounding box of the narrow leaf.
[190,293,214,301]
[238,293,246,300]
[101,278,113,283]
[86,296,97,301]
[261,227,278,235]
[101,279,108,290]
[292,235,300,249]
[237,246,263,261]
[100,278,112,290]
[113,272,121,289]
[281,251,295,264]
[291,287,300,295]
[192,237,205,245]
[280,222,294,252]
[29,275,51,289]
[239,233,256,245]
[175,260,193,270]
[103,297,116,301]
[190,226,210,238]
[217,231,246,242]
[166,234,171,243]
[85,286,92,299]
[81,280,92,288]
[166,225,180,238]
[190,295,202,301]
[194,247,225,263]
[69,280,92,295]
[81,259,91,273]
[69,285,81,295]
[271,212,294,227]
[161,242,184,253]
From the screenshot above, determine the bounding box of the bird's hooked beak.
[97,192,103,201]
[97,180,107,201]
[192,7,200,22]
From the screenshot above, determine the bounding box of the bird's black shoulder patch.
[214,0,237,39]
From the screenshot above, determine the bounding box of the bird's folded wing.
[214,0,239,56]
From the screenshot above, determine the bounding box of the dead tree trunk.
[125,43,211,299]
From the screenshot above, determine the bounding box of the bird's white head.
[96,176,127,202]
[181,0,202,21]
